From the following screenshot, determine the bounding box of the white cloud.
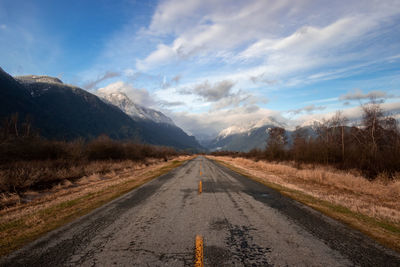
[81,0,400,138]
[136,44,176,71]
[83,71,120,90]
[239,16,374,60]
[289,104,326,115]
[297,101,400,127]
[191,80,235,101]
[339,88,391,101]
[136,0,400,88]
[171,105,285,137]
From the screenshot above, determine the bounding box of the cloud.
[171,105,286,137]
[195,80,234,101]
[74,0,400,139]
[172,74,182,83]
[339,88,390,101]
[158,100,185,107]
[0,24,6,30]
[138,0,302,70]
[97,81,155,107]
[210,91,265,111]
[136,44,176,71]
[249,73,278,85]
[84,71,120,90]
[160,74,183,89]
[297,101,400,127]
[289,104,326,115]
[134,0,400,89]
[182,80,235,102]
[343,101,351,106]
[175,100,400,138]
[176,79,266,111]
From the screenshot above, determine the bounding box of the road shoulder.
[207,156,400,265]
[0,156,193,258]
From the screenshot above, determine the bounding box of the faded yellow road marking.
[198,181,202,194]
[195,235,204,267]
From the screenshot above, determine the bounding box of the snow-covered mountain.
[95,89,204,151]
[16,75,63,85]
[97,90,174,125]
[219,117,287,138]
[0,68,203,151]
[208,117,287,152]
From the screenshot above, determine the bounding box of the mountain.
[207,118,316,152]
[97,90,174,125]
[1,70,137,140]
[208,124,277,152]
[0,68,203,151]
[96,90,203,151]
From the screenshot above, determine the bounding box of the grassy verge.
[212,158,400,253]
[0,158,188,257]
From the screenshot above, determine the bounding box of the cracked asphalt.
[1,156,400,266]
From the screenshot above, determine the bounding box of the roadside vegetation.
[208,99,400,251]
[0,113,185,195]
[0,114,193,255]
[212,99,400,180]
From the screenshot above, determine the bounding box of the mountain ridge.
[97,90,175,125]
[0,68,203,151]
[207,119,316,152]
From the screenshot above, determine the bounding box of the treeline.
[0,113,183,192]
[0,135,179,163]
[0,113,180,162]
[212,100,400,179]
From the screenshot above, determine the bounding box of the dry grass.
[0,159,172,193]
[0,156,192,257]
[208,156,400,252]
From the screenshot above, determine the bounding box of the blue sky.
[1,0,400,138]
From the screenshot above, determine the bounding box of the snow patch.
[217,117,285,139]
[97,90,175,125]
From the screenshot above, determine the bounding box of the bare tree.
[291,126,309,162]
[329,111,348,162]
[266,127,287,160]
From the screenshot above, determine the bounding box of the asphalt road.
[1,156,400,266]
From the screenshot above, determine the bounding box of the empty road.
[1,156,400,266]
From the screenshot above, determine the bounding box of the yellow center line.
[195,235,204,267]
[198,181,202,194]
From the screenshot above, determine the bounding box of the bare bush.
[0,116,183,193]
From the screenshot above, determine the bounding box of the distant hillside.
[208,121,317,152]
[0,68,203,151]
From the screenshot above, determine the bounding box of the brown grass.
[208,156,400,252]
[0,156,192,257]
